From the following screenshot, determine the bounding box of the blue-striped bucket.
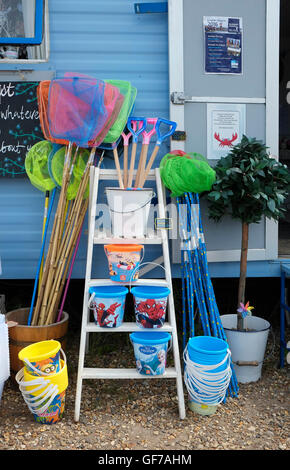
[131,286,170,328]
[130,331,171,375]
[184,336,231,415]
[88,285,128,328]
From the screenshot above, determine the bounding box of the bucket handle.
[15,369,61,416]
[128,261,168,292]
[106,190,156,214]
[22,348,67,378]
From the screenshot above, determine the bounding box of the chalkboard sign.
[0,81,44,178]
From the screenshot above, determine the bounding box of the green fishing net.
[160,152,216,197]
[25,140,56,192]
[49,146,90,200]
[102,79,137,144]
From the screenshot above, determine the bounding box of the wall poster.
[204,16,243,75]
[207,103,246,160]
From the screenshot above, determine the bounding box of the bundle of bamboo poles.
[31,143,96,326]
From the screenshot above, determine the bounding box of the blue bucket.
[88,285,128,328]
[130,331,171,375]
[185,336,231,408]
[131,286,171,329]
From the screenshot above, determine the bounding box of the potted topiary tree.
[207,135,290,382]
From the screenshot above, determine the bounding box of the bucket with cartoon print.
[16,347,68,424]
[130,331,172,376]
[131,286,170,328]
[88,285,128,328]
[104,244,144,283]
[18,340,61,376]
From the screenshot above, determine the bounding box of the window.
[0,0,49,62]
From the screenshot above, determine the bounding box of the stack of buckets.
[16,340,68,424]
[184,336,232,416]
[88,242,172,376]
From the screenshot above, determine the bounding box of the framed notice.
[204,16,243,75]
[207,103,246,160]
[0,81,44,177]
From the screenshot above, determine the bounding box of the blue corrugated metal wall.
[0,0,170,279]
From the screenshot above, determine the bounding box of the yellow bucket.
[18,340,61,376]
[16,352,68,425]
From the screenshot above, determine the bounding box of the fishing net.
[88,81,124,147]
[49,145,90,200]
[102,80,137,144]
[25,140,56,193]
[37,81,68,145]
[160,152,216,197]
[47,76,107,147]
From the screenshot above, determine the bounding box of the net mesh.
[25,140,56,193]
[49,146,90,200]
[160,152,216,196]
[47,77,107,146]
[103,80,137,144]
[37,81,68,145]
[88,81,124,147]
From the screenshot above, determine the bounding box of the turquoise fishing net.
[160,152,216,197]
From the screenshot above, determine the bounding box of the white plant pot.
[220,314,270,384]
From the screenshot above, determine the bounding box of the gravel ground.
[0,327,289,452]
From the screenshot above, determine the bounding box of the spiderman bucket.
[88,285,128,328]
[131,286,171,329]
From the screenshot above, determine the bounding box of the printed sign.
[0,81,43,178]
[207,103,246,160]
[204,16,243,74]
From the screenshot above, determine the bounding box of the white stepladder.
[74,165,186,421]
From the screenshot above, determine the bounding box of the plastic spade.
[139,118,177,188]
[127,117,147,188]
[135,117,157,188]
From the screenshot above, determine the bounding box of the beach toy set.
[16,340,68,424]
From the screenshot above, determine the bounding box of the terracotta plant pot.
[5,308,69,377]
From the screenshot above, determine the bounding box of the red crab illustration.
[214,132,238,147]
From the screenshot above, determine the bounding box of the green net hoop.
[160,152,216,197]
[25,140,56,193]
[49,146,90,200]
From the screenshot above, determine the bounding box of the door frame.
[168,0,280,263]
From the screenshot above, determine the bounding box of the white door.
[168,0,280,263]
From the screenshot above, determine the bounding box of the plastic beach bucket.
[104,244,144,283]
[16,350,68,425]
[184,336,232,416]
[18,340,61,377]
[88,285,128,328]
[131,286,170,328]
[106,187,154,237]
[130,331,171,376]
